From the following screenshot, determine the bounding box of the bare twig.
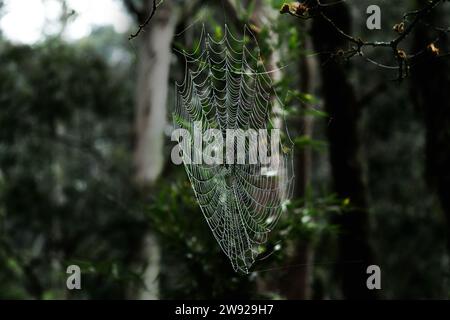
[128,0,161,41]
[281,0,447,80]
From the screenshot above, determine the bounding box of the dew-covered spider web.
[173,25,295,273]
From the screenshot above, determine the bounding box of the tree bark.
[133,0,180,187]
[311,1,376,299]
[410,0,450,253]
[126,0,180,299]
[281,30,317,300]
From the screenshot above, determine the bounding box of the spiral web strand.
[174,25,295,273]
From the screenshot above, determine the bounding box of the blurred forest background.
[0,0,449,299]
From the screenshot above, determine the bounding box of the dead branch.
[128,0,160,41]
[281,0,448,80]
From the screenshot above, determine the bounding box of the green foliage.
[146,171,344,298]
[1,0,449,300]
[146,178,257,299]
[295,135,328,151]
[0,33,140,299]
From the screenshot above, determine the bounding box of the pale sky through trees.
[0,0,131,43]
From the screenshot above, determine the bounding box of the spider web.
[174,25,295,273]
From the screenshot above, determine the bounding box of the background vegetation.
[0,0,449,299]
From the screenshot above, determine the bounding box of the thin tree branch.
[281,0,447,80]
[128,0,161,41]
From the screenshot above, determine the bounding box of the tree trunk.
[127,0,180,299]
[133,1,180,187]
[311,1,375,299]
[410,0,450,254]
[281,30,317,300]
